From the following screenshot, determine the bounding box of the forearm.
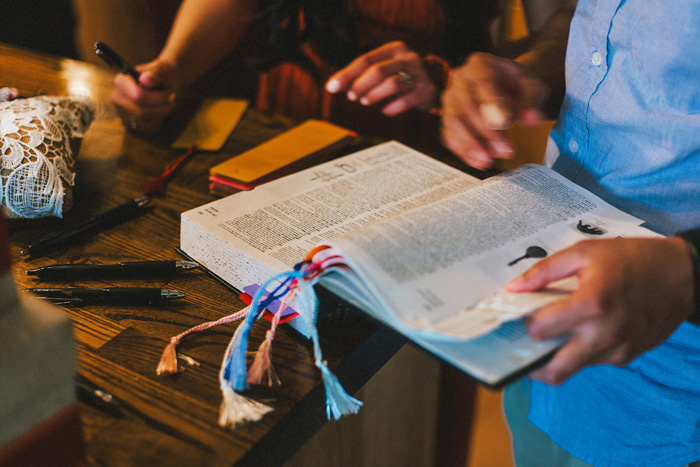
[158,0,259,88]
[515,5,575,117]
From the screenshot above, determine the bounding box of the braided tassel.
[247,289,295,386]
[218,325,273,427]
[224,272,297,391]
[217,270,302,427]
[156,306,250,375]
[294,274,363,419]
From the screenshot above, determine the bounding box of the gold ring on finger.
[396,70,416,91]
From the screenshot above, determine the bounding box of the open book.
[181,141,647,387]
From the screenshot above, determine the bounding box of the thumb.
[136,61,176,90]
[517,76,547,126]
[506,247,583,292]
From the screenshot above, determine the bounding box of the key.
[508,246,547,266]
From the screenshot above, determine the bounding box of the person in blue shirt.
[441,1,700,466]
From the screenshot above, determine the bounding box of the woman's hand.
[110,59,178,134]
[326,41,438,116]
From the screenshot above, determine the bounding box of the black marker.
[94,41,140,82]
[25,287,185,305]
[76,378,121,415]
[20,197,152,258]
[26,260,199,280]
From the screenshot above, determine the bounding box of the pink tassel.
[155,306,250,376]
[156,339,180,375]
[247,334,280,386]
[246,289,297,386]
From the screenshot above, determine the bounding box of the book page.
[181,142,480,291]
[330,164,646,339]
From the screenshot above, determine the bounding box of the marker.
[25,287,185,305]
[76,378,121,415]
[20,197,152,258]
[26,260,198,280]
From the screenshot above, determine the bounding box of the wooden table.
[1,42,474,466]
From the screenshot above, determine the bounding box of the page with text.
[330,164,645,340]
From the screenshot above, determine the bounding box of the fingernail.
[326,79,340,93]
[347,91,357,101]
[493,141,513,157]
[474,149,493,167]
[505,275,524,291]
[360,97,370,106]
[140,71,154,85]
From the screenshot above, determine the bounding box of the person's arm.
[157,0,258,89]
[110,0,258,134]
[440,5,574,170]
[505,235,696,385]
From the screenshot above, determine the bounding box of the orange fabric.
[255,0,453,155]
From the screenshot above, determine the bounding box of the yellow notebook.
[210,119,356,185]
[172,98,248,151]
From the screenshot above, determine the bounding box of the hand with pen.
[109,58,178,135]
[97,38,178,134]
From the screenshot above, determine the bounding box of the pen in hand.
[20,197,152,258]
[25,287,186,305]
[26,260,199,280]
[94,41,140,82]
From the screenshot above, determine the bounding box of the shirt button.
[591,52,603,66]
[568,139,579,153]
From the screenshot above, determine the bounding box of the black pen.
[76,378,121,415]
[26,260,198,280]
[20,197,152,258]
[94,41,140,82]
[25,287,185,305]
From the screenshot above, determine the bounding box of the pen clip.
[36,296,84,306]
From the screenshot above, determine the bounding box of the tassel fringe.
[156,306,250,376]
[156,340,179,375]
[247,336,281,386]
[318,362,363,420]
[218,387,273,428]
[157,249,363,429]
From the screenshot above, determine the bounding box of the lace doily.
[0,96,95,218]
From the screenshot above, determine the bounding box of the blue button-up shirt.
[531,1,700,465]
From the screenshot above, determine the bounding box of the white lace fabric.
[0,96,95,218]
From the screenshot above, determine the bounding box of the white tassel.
[318,362,363,420]
[218,387,273,428]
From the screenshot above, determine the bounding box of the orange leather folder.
[209,119,356,192]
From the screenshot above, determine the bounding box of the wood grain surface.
[1,42,410,466]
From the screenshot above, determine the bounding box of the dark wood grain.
[1,42,395,466]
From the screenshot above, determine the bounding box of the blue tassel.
[223,270,300,391]
[294,275,363,419]
[318,362,363,419]
[218,257,362,423]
